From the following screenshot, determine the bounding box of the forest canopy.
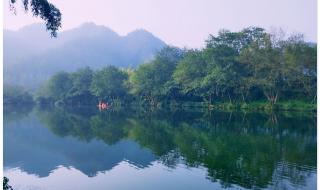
[35,27,316,109]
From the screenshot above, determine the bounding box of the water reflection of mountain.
[4,110,156,177]
[4,106,317,189]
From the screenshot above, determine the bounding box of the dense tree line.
[4,85,34,105]
[37,27,316,107]
[36,66,130,106]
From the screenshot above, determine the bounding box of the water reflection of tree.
[89,114,130,145]
[37,107,132,144]
[37,108,94,142]
[4,104,34,124]
[36,107,316,189]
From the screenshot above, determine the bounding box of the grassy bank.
[165,100,316,112]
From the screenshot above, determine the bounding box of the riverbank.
[5,97,316,113]
[164,100,316,112]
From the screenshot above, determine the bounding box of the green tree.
[203,27,267,103]
[131,46,184,104]
[173,50,207,98]
[4,85,34,105]
[283,36,317,101]
[130,63,156,103]
[9,0,61,36]
[238,34,284,105]
[68,67,94,104]
[46,71,73,102]
[90,66,128,101]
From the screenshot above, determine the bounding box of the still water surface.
[4,106,317,190]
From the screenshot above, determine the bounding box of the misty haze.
[3,0,317,190]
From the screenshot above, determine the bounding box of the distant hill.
[4,23,166,90]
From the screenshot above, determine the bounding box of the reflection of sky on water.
[4,112,156,177]
[5,162,229,190]
[4,108,317,190]
[5,162,316,190]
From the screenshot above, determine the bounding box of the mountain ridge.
[4,22,167,90]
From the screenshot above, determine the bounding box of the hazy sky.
[4,0,317,48]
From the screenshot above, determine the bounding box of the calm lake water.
[4,106,317,190]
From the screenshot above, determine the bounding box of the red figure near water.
[98,101,110,110]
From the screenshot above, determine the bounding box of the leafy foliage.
[130,46,184,104]
[90,66,128,100]
[46,71,73,101]
[4,85,34,105]
[37,27,316,107]
[9,0,61,36]
[3,177,13,190]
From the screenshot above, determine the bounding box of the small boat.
[97,101,110,110]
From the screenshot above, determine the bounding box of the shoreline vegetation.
[4,27,316,112]
[3,92,316,112]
